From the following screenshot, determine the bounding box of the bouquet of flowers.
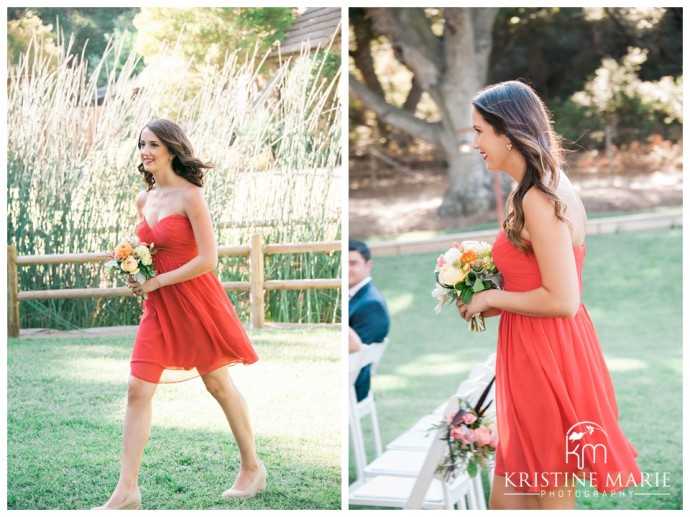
[434,378,497,480]
[104,237,158,299]
[432,240,502,331]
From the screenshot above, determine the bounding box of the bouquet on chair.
[104,236,158,299]
[432,240,502,332]
[433,378,497,480]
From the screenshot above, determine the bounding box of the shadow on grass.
[7,328,341,510]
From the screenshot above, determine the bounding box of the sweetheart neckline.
[140,213,189,229]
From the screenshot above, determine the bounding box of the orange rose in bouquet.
[105,236,158,299]
[432,240,503,331]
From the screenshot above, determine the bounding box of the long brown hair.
[472,80,569,253]
[137,119,213,190]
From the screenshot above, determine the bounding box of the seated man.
[348,239,390,402]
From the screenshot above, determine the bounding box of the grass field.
[7,326,341,510]
[350,228,682,510]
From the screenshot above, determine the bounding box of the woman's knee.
[127,376,156,405]
[202,376,227,400]
[203,368,236,400]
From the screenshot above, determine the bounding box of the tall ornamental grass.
[7,36,341,329]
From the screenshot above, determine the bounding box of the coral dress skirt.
[130,214,258,383]
[491,230,641,493]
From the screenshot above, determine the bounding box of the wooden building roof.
[278,7,341,55]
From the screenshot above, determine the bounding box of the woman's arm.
[140,187,218,293]
[460,188,581,319]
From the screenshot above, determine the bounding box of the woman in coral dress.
[95,119,266,510]
[456,81,641,510]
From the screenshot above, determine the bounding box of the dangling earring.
[506,143,513,151]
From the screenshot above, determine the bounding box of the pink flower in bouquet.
[474,426,493,447]
[490,430,499,449]
[462,413,478,425]
[433,380,497,481]
[451,426,474,444]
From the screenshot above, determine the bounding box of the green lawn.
[7,326,341,510]
[352,228,682,510]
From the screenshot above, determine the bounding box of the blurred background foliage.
[7,7,296,82]
[350,7,682,152]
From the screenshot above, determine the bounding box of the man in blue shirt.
[348,240,390,402]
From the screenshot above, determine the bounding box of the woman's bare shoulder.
[135,189,148,214]
[179,184,208,215]
[522,186,556,215]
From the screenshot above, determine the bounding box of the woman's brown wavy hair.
[137,119,213,190]
[472,80,570,253]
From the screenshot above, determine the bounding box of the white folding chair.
[348,339,389,487]
[387,380,480,453]
[349,351,367,487]
[369,379,488,463]
[468,362,494,384]
[349,393,473,510]
[382,353,498,509]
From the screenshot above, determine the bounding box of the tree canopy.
[7,7,297,85]
[7,10,60,71]
[133,7,295,67]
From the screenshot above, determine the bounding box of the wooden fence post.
[7,245,20,338]
[249,233,265,329]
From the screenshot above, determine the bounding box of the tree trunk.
[439,144,494,217]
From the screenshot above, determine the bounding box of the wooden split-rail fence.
[7,234,341,338]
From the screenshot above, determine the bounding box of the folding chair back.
[403,393,459,509]
[349,339,389,486]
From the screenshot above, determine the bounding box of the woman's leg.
[489,474,530,510]
[201,366,260,490]
[489,475,575,510]
[103,376,158,507]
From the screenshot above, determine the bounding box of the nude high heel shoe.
[222,462,267,499]
[91,487,141,510]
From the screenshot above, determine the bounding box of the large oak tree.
[350,8,500,217]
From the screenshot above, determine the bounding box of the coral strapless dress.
[491,230,641,492]
[130,214,258,383]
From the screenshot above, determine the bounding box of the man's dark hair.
[349,239,371,261]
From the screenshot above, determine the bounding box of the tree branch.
[350,8,386,99]
[402,75,423,112]
[366,7,444,91]
[349,73,442,145]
